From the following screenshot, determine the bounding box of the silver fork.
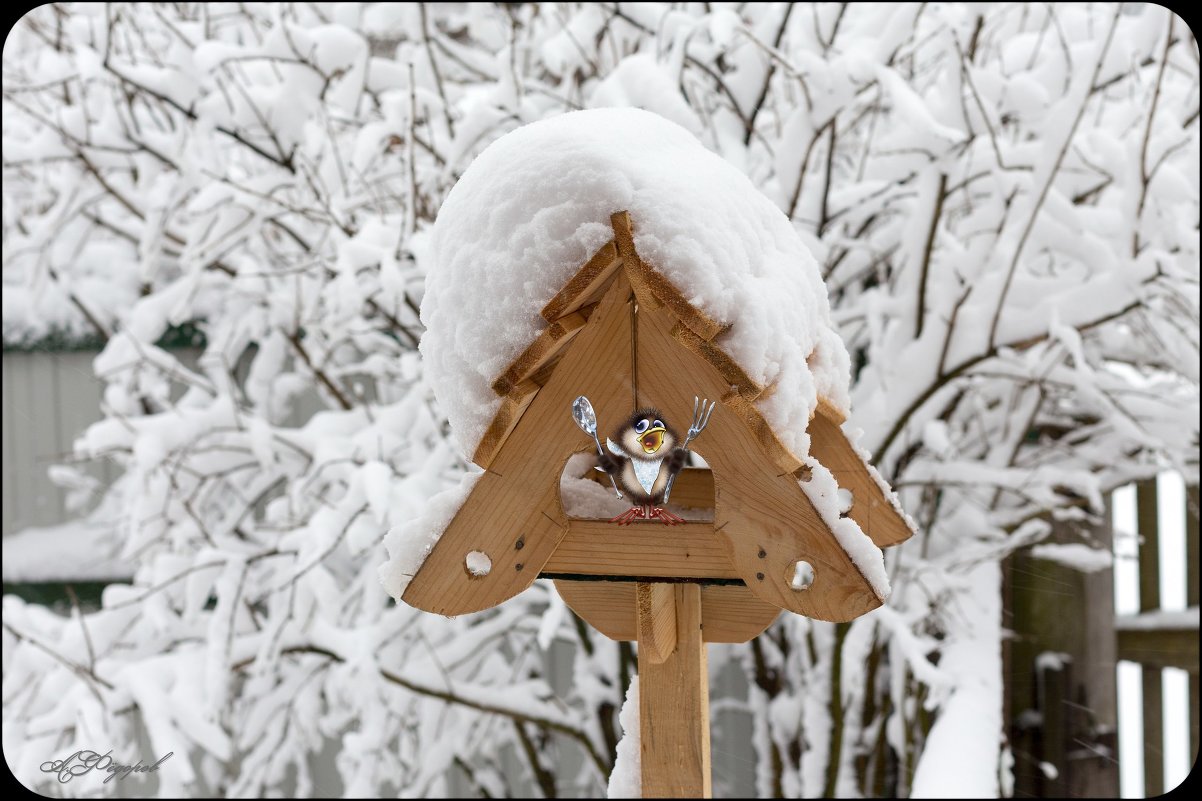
[663,396,716,503]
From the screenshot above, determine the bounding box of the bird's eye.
[653,419,663,429]
[634,419,650,434]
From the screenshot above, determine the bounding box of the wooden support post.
[638,582,711,798]
[1136,479,1163,798]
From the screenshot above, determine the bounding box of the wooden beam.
[1135,479,1163,797]
[807,408,915,548]
[490,311,588,397]
[540,240,622,323]
[1137,479,1161,613]
[1117,625,1199,671]
[472,379,540,469]
[612,211,725,341]
[544,520,737,580]
[670,322,765,401]
[719,387,804,475]
[636,582,677,664]
[639,583,711,798]
[553,580,779,643]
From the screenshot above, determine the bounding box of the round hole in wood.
[789,560,815,591]
[465,550,492,578]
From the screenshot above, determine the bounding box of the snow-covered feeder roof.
[422,107,851,465]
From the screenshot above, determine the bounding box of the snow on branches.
[3,3,1197,797]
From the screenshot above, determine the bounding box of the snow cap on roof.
[422,107,851,461]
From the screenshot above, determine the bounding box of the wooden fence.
[1005,478,1199,797]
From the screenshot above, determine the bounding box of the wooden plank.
[403,274,635,616]
[490,311,588,398]
[471,380,540,469]
[540,240,622,322]
[816,396,847,426]
[1117,627,1199,671]
[697,584,779,642]
[1135,479,1163,797]
[544,520,736,580]
[807,408,915,548]
[1136,479,1161,613]
[553,580,779,643]
[636,582,677,665]
[583,465,714,510]
[612,211,725,341]
[718,387,804,475]
[636,296,881,622]
[640,583,711,798]
[670,322,764,401]
[1143,667,1164,797]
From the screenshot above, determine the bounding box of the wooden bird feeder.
[402,211,912,797]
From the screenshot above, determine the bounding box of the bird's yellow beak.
[640,426,666,454]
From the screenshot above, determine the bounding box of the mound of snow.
[422,107,851,463]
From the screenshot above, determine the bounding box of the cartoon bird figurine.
[586,397,715,525]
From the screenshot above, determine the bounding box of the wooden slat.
[553,580,779,643]
[1117,626,1199,671]
[612,211,724,341]
[1135,479,1163,797]
[1143,667,1164,797]
[636,582,677,665]
[718,387,803,475]
[816,396,847,426]
[404,274,635,616]
[490,311,588,397]
[540,241,622,322]
[1137,479,1161,613]
[640,583,711,798]
[697,584,779,642]
[807,409,915,548]
[472,380,540,469]
[670,321,765,401]
[544,520,736,580]
[636,295,881,622]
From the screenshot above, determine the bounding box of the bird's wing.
[606,437,626,457]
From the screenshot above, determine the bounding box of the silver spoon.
[572,396,623,498]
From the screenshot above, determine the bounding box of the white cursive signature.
[39,749,173,784]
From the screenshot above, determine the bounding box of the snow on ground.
[421,107,852,465]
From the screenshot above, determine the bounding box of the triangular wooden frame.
[402,212,912,626]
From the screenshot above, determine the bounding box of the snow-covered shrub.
[3,3,1197,797]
